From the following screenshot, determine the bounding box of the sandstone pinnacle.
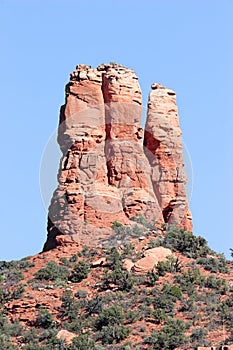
[43,63,192,251]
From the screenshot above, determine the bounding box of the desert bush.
[156,256,181,276]
[60,290,80,321]
[69,254,78,263]
[122,243,135,257]
[190,327,209,346]
[156,260,172,276]
[75,290,88,298]
[34,261,69,283]
[78,245,90,257]
[204,275,228,294]
[0,336,17,350]
[0,315,24,338]
[85,296,104,316]
[96,305,124,330]
[69,261,90,283]
[175,268,205,290]
[152,308,166,324]
[99,324,130,344]
[0,287,11,304]
[218,301,233,327]
[179,296,197,313]
[153,294,174,314]
[35,308,54,329]
[63,318,82,334]
[157,226,211,258]
[70,333,95,349]
[146,270,159,286]
[0,258,34,272]
[102,248,135,291]
[102,269,135,292]
[125,310,139,324]
[162,284,182,300]
[144,318,187,349]
[197,256,228,273]
[11,284,25,299]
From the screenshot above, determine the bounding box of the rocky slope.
[1,224,233,349]
[44,63,192,251]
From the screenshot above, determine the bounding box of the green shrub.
[125,310,139,324]
[85,296,103,316]
[122,243,135,257]
[102,269,135,291]
[35,308,54,329]
[70,333,95,349]
[156,259,173,276]
[96,305,124,330]
[153,294,174,314]
[0,287,11,304]
[218,301,233,327]
[59,257,71,267]
[175,268,205,290]
[102,248,135,291]
[34,261,69,283]
[69,261,90,283]
[154,256,181,277]
[99,324,130,344]
[162,284,182,300]
[0,337,17,350]
[204,275,228,293]
[197,256,228,273]
[78,246,90,257]
[0,318,23,337]
[11,284,25,300]
[69,254,78,263]
[157,226,211,258]
[63,318,82,334]
[75,290,88,298]
[148,239,157,248]
[191,327,208,346]
[146,270,159,286]
[3,269,24,285]
[112,221,124,230]
[144,318,187,349]
[152,308,166,324]
[60,290,80,321]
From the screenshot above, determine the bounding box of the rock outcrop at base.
[43,63,192,251]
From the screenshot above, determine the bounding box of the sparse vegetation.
[34,260,69,283]
[157,225,211,258]
[69,261,90,283]
[0,224,232,349]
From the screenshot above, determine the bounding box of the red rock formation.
[144,83,192,231]
[43,64,192,251]
[101,65,161,221]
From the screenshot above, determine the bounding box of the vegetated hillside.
[0,219,232,350]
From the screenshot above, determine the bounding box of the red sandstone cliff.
[43,63,192,251]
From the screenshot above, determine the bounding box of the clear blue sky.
[0,0,232,261]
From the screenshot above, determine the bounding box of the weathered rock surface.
[43,63,192,251]
[133,246,172,273]
[144,84,192,231]
[57,330,76,345]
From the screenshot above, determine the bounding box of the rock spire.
[43,63,192,251]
